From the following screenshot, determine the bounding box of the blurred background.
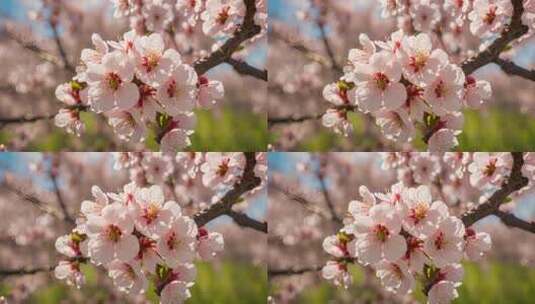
[268,152,535,303]
[0,0,267,151]
[0,153,267,303]
[268,0,535,151]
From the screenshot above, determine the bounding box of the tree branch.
[494,57,535,81]
[494,210,535,233]
[0,266,55,278]
[316,20,341,73]
[316,170,342,224]
[193,0,261,75]
[461,152,528,227]
[227,210,267,233]
[461,0,528,75]
[193,152,261,227]
[49,20,75,73]
[0,114,56,128]
[268,113,324,127]
[268,265,323,277]
[49,171,75,225]
[225,57,268,81]
[1,182,63,219]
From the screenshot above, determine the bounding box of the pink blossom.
[86,51,139,112]
[196,228,225,261]
[424,64,465,115]
[424,216,465,267]
[157,64,198,115]
[108,260,148,294]
[464,228,492,260]
[399,33,448,86]
[353,203,407,265]
[157,216,198,267]
[201,153,244,187]
[375,260,415,295]
[321,261,352,288]
[353,51,407,113]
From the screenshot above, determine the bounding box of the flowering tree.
[268,152,535,303]
[269,0,535,151]
[0,0,267,151]
[0,152,267,303]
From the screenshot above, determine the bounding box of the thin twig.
[227,210,268,233]
[316,170,342,224]
[225,57,268,81]
[494,210,535,233]
[49,20,75,73]
[0,114,56,128]
[0,266,55,278]
[316,20,341,73]
[268,265,324,277]
[49,171,75,225]
[494,58,535,81]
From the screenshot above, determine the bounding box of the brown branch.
[193,152,261,227]
[0,266,55,278]
[225,57,268,81]
[270,28,331,66]
[316,169,342,224]
[268,113,324,127]
[494,58,535,81]
[270,183,330,219]
[227,210,267,233]
[0,114,56,128]
[49,20,75,73]
[316,20,342,73]
[461,0,528,75]
[193,0,261,75]
[494,210,535,233]
[461,152,529,227]
[49,171,75,225]
[268,264,323,277]
[1,182,63,219]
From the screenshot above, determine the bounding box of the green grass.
[288,106,535,151]
[1,107,267,151]
[289,261,535,304]
[0,261,267,304]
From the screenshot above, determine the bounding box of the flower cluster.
[322,184,491,304]
[111,0,267,38]
[53,0,267,151]
[322,31,492,151]
[318,151,535,303]
[54,184,224,304]
[55,31,224,152]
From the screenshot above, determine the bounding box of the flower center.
[142,53,160,73]
[143,203,160,224]
[374,224,390,242]
[166,231,182,250]
[374,72,390,91]
[483,6,497,25]
[409,203,428,223]
[106,73,122,91]
[409,52,428,72]
[434,80,447,98]
[167,79,178,98]
[106,225,122,243]
[483,160,497,177]
[216,7,230,25]
[434,231,446,249]
[216,160,230,177]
